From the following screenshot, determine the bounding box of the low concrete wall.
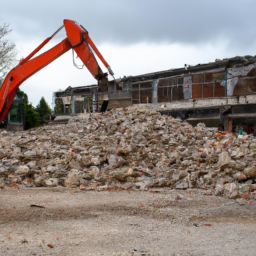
[7,124,24,131]
[107,98,132,110]
[136,94,256,112]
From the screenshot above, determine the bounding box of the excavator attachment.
[0,19,114,122]
[64,19,108,81]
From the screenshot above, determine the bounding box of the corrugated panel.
[204,73,212,82]
[203,84,214,98]
[215,82,225,97]
[193,74,204,83]
[192,84,203,99]
[192,74,203,99]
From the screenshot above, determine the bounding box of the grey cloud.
[1,0,256,49]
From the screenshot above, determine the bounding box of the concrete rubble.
[0,106,256,200]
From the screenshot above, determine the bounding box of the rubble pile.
[0,107,256,199]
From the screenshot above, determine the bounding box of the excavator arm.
[0,19,114,122]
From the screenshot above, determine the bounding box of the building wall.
[192,74,203,99]
[130,70,227,104]
[114,59,256,132]
[127,65,256,106]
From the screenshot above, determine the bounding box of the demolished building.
[53,85,108,115]
[118,56,256,134]
[54,55,256,134]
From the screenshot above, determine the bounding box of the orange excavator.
[0,19,115,122]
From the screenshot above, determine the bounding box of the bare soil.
[0,188,256,256]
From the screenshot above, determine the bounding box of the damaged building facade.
[54,56,256,134]
[53,85,108,115]
[114,56,256,134]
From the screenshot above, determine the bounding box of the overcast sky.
[1,0,256,108]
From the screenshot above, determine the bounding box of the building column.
[72,96,76,114]
[92,88,98,112]
[152,80,159,103]
[138,84,141,104]
[223,116,228,132]
[228,118,232,133]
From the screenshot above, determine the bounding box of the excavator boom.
[0,19,113,122]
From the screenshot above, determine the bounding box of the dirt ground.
[0,188,256,256]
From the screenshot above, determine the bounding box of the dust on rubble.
[0,106,256,203]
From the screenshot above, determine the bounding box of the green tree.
[0,23,17,85]
[55,98,64,114]
[16,89,28,103]
[24,103,41,129]
[36,97,52,122]
[16,90,41,129]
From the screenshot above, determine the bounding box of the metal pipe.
[88,36,109,68]
[20,25,64,65]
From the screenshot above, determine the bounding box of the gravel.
[0,188,256,256]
